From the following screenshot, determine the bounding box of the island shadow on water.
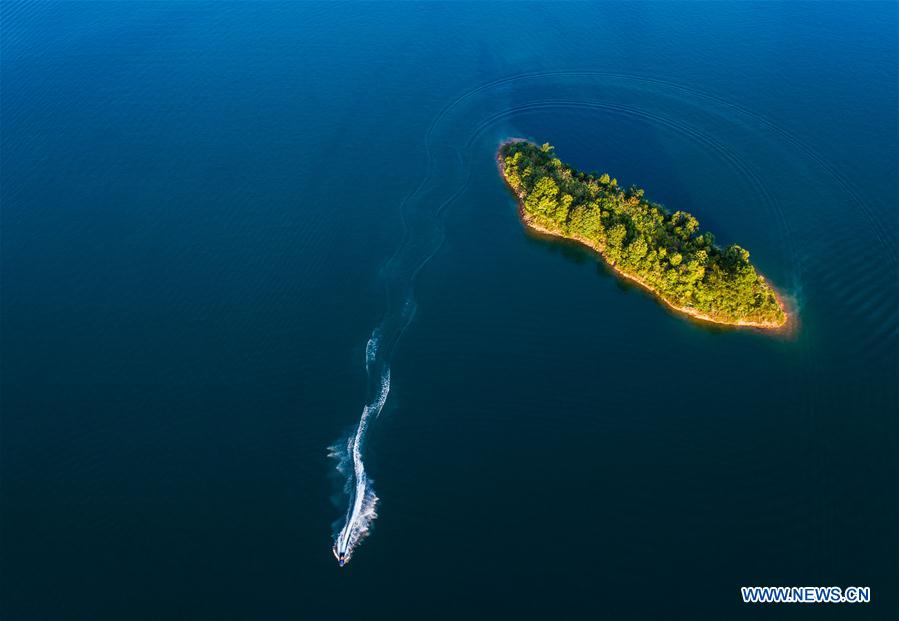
[516,205,795,338]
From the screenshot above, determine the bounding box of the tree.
[724,244,750,269]
[627,236,648,260]
[607,224,627,249]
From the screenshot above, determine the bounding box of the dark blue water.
[2,2,897,619]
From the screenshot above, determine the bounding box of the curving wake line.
[328,142,469,565]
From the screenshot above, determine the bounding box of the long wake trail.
[329,135,469,565]
[328,71,575,565]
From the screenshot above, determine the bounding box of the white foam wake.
[331,332,390,565]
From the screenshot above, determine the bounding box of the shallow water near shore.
[2,2,897,619]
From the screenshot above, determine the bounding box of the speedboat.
[333,547,347,567]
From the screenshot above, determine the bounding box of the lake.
[1,2,896,619]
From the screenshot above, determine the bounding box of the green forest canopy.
[500,141,786,326]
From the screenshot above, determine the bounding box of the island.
[499,140,788,329]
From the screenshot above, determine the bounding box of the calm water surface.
[2,2,897,619]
